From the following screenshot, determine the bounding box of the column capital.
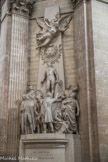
[9,0,36,16]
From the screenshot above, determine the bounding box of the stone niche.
[19,5,81,162]
[19,134,81,162]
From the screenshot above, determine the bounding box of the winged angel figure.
[36,14,73,49]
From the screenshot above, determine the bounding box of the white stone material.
[19,134,81,162]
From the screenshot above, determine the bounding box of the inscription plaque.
[25,149,56,162]
[30,150,54,160]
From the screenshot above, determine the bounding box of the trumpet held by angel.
[36,14,73,49]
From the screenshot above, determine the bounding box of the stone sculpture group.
[20,11,80,135]
[20,82,79,134]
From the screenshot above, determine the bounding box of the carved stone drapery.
[20,84,79,134]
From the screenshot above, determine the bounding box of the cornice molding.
[71,0,89,8]
[9,0,36,15]
[96,0,108,4]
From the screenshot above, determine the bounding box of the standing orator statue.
[42,92,58,133]
[41,62,59,97]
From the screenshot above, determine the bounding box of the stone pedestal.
[19,134,81,162]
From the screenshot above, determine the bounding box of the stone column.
[73,0,100,162]
[0,0,36,158]
[91,1,108,162]
[6,6,29,158]
[0,0,12,156]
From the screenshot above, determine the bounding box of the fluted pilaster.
[0,0,36,158]
[6,12,29,158]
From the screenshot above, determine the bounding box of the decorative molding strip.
[0,0,6,7]
[71,0,84,8]
[71,0,90,8]
[0,1,1,20]
[96,0,108,4]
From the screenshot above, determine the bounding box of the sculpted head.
[27,86,36,99]
[46,92,52,98]
[28,86,33,91]
[36,93,43,101]
[25,94,30,100]
[35,90,44,101]
[70,92,76,99]
[26,92,35,100]
[47,62,52,67]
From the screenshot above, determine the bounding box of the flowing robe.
[62,97,78,133]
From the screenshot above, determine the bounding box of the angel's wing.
[58,14,73,31]
[36,18,50,32]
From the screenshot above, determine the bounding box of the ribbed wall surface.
[0,15,11,156]
[6,13,28,157]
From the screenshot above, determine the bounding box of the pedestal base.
[19,134,81,162]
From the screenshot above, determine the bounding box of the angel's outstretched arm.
[44,18,51,28]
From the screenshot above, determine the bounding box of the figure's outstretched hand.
[56,92,59,98]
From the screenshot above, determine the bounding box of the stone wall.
[0,0,108,161]
[74,2,90,162]
[0,1,29,158]
[74,0,100,161]
[92,0,108,162]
